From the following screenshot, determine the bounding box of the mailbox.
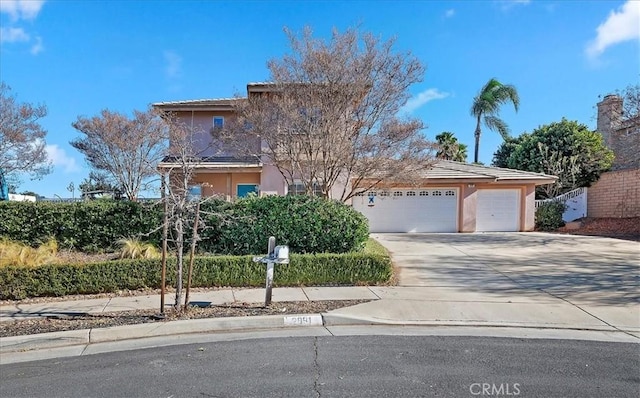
[274,245,289,263]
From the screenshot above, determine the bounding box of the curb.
[0,313,324,354]
[3,312,637,356]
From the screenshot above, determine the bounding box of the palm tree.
[435,132,468,162]
[471,78,520,163]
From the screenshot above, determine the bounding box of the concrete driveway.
[374,232,639,305]
[329,232,640,336]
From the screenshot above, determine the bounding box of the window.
[287,181,323,196]
[445,190,455,196]
[406,191,416,196]
[419,191,429,196]
[213,117,224,129]
[379,191,390,197]
[433,190,442,196]
[393,191,403,197]
[187,185,202,200]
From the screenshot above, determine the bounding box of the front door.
[237,184,259,198]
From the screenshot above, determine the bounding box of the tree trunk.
[174,216,184,310]
[473,116,482,163]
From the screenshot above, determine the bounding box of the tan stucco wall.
[588,169,640,217]
[523,185,536,231]
[191,172,261,200]
[460,185,476,232]
[172,110,259,157]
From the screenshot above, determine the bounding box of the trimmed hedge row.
[0,196,369,254]
[0,253,392,300]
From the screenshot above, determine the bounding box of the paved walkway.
[0,286,379,321]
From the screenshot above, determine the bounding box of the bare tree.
[0,82,51,184]
[157,114,217,311]
[618,83,639,121]
[226,27,434,201]
[71,108,169,200]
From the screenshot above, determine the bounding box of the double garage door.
[353,188,459,233]
[353,188,521,233]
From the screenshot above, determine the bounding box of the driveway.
[328,232,639,335]
[374,232,639,305]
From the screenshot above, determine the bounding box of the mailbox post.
[253,236,289,307]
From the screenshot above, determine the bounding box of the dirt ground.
[0,299,369,338]
[555,217,640,241]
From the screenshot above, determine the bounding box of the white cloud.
[45,144,80,173]
[586,1,640,59]
[30,35,43,54]
[0,26,29,43]
[1,1,45,55]
[163,50,182,79]
[400,88,450,114]
[444,9,455,18]
[0,0,45,20]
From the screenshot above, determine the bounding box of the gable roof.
[423,160,557,185]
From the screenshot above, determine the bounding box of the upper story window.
[213,117,224,129]
[187,185,202,201]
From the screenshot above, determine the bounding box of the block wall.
[587,169,640,218]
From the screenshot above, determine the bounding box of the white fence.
[8,193,36,202]
[535,187,587,222]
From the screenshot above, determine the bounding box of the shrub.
[118,238,160,259]
[0,252,392,300]
[0,238,59,268]
[0,200,162,252]
[206,195,369,255]
[535,200,567,231]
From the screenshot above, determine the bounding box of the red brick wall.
[588,169,640,218]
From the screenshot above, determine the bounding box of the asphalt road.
[1,336,637,398]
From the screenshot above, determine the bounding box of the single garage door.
[476,189,520,232]
[353,188,458,233]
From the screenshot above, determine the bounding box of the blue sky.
[1,0,638,198]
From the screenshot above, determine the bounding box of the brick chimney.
[597,94,623,148]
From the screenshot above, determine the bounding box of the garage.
[476,189,521,232]
[353,188,458,233]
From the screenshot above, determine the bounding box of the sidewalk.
[0,286,379,321]
[2,284,639,364]
[3,285,638,333]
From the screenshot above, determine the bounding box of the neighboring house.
[154,83,556,232]
[589,95,640,218]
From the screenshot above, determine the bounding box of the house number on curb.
[284,315,323,326]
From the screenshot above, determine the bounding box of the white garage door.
[476,189,521,232]
[353,189,458,233]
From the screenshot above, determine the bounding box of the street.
[1,335,637,397]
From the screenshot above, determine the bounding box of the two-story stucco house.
[153,83,556,233]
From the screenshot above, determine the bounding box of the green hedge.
[207,195,369,255]
[0,253,391,300]
[0,196,369,255]
[0,200,162,252]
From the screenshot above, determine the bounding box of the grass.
[0,238,59,268]
[117,238,161,259]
